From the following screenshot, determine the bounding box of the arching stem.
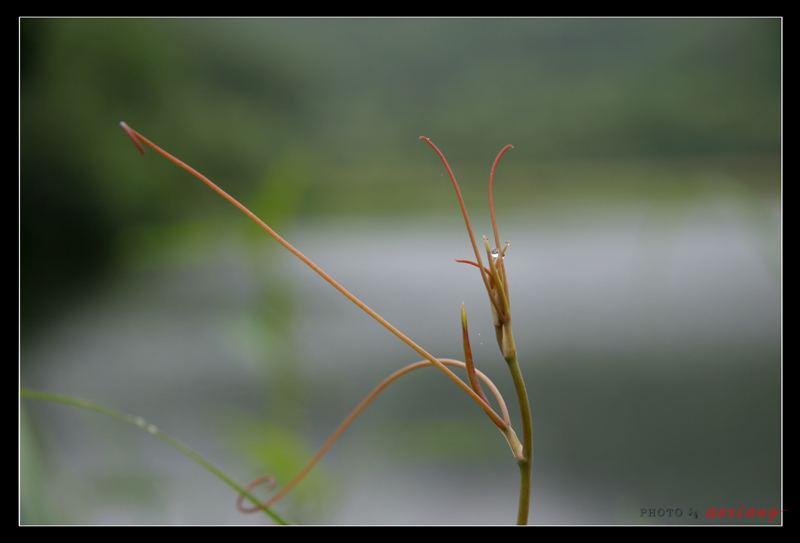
[238,358,518,513]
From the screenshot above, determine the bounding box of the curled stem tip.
[419,137,479,260]
[489,144,514,250]
[120,121,146,155]
[237,476,276,514]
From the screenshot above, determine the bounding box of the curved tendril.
[120,123,501,426]
[419,137,505,319]
[237,358,512,514]
[489,144,514,251]
[237,476,276,513]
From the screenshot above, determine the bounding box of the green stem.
[501,324,533,525]
[20,388,289,525]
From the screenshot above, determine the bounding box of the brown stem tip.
[120,121,146,155]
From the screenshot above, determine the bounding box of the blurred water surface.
[21,196,780,524]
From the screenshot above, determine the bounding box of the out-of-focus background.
[20,18,781,525]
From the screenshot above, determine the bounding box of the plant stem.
[120,123,507,431]
[421,136,533,524]
[239,358,516,513]
[20,388,290,525]
[501,323,533,525]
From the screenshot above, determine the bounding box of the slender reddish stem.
[237,358,511,513]
[120,123,505,428]
[489,145,514,250]
[419,137,504,319]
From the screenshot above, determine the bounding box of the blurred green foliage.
[20,17,780,335]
